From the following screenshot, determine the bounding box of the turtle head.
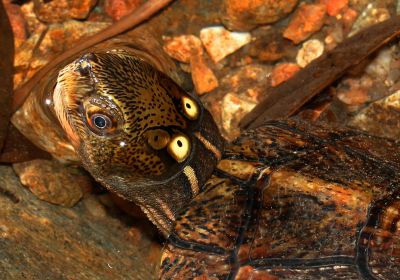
[53,49,224,235]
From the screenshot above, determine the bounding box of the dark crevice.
[0,185,20,203]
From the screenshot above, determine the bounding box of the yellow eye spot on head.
[181,96,199,120]
[167,133,191,163]
[146,129,171,150]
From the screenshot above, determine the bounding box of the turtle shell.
[160,119,400,279]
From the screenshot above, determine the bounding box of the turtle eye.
[92,114,110,129]
[86,112,116,135]
[167,133,191,163]
[146,129,171,150]
[181,96,199,120]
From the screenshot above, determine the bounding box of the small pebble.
[222,93,256,139]
[348,3,390,37]
[163,35,203,63]
[13,159,91,207]
[13,20,110,88]
[271,63,300,87]
[322,0,349,17]
[33,0,97,23]
[365,47,393,85]
[220,0,298,31]
[104,0,142,21]
[341,7,358,33]
[83,195,107,218]
[336,77,372,105]
[190,52,219,95]
[349,90,400,140]
[296,39,325,68]
[283,3,326,44]
[200,26,251,63]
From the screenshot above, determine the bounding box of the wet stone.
[348,90,400,140]
[104,0,143,21]
[336,77,371,106]
[190,51,219,95]
[199,26,251,64]
[296,39,325,68]
[163,34,203,64]
[348,3,390,37]
[212,64,271,140]
[20,1,46,36]
[12,159,91,207]
[14,19,110,88]
[322,0,349,17]
[283,3,326,44]
[270,63,300,87]
[33,0,98,23]
[220,0,298,31]
[0,165,159,280]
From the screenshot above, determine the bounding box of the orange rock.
[190,52,219,95]
[13,159,89,207]
[33,0,98,23]
[271,63,300,87]
[163,35,203,63]
[221,0,298,31]
[322,0,348,17]
[283,3,326,44]
[336,78,371,105]
[342,7,358,33]
[104,0,142,21]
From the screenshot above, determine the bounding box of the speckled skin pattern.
[54,50,400,279]
[53,49,224,235]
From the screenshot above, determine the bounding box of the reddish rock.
[33,0,98,23]
[221,0,298,31]
[190,52,219,95]
[322,0,348,17]
[336,78,371,106]
[13,20,110,88]
[13,159,92,207]
[163,35,203,63]
[283,3,326,44]
[271,63,300,87]
[104,0,142,21]
[341,7,358,33]
[1,165,160,280]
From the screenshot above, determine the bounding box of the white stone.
[200,26,251,63]
[296,39,324,68]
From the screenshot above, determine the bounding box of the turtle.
[12,46,400,279]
